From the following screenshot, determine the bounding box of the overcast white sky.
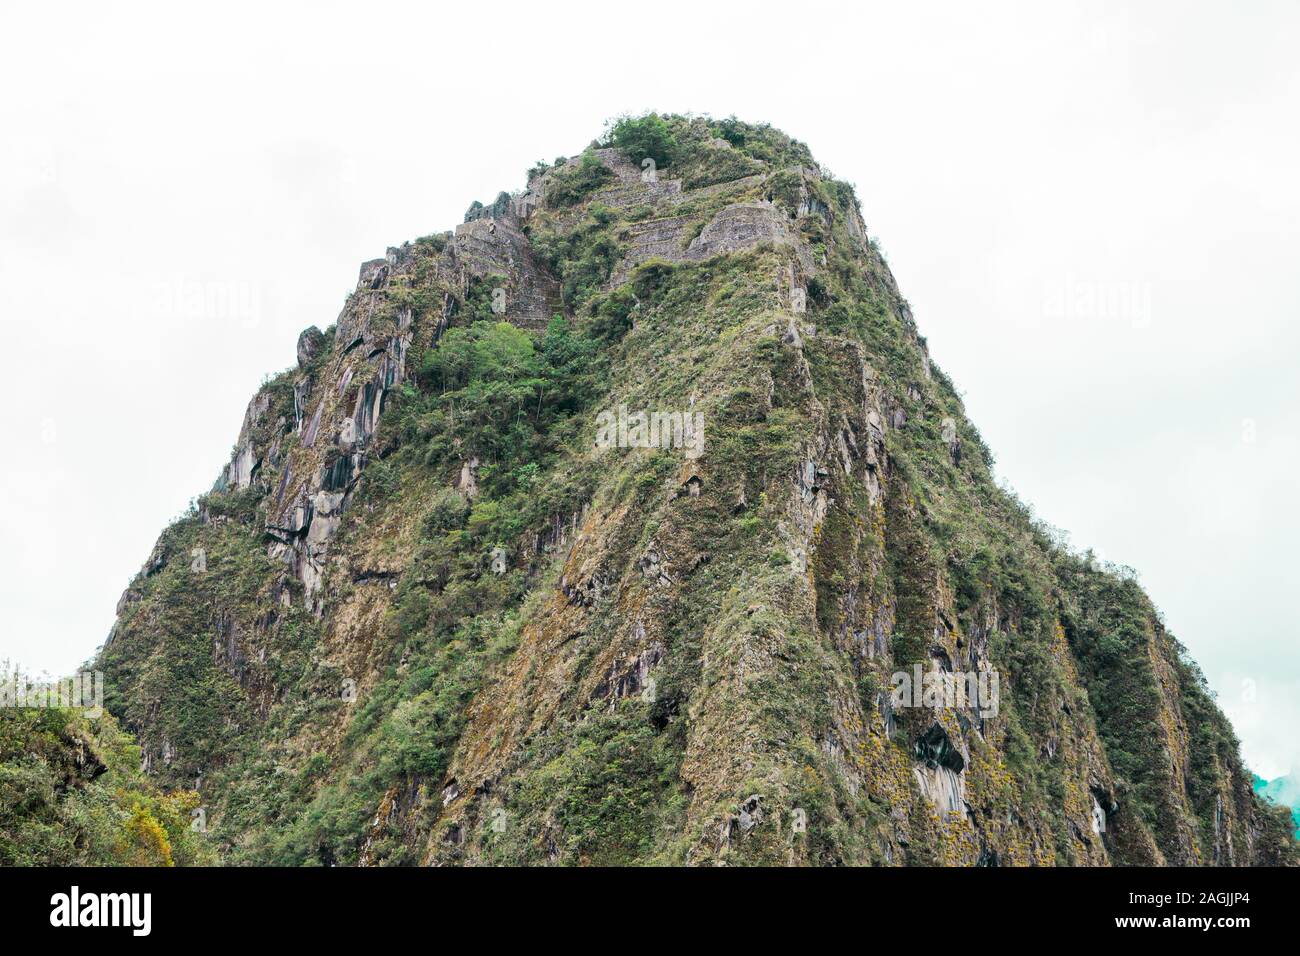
[1,0,1296,778]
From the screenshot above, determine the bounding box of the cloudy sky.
[1,1,1296,778]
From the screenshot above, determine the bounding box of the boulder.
[296,326,325,368]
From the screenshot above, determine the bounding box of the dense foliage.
[0,691,212,866]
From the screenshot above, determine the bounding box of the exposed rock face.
[450,217,562,329]
[296,326,325,368]
[95,115,1298,869]
[608,200,808,286]
[689,201,795,258]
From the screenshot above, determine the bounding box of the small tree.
[607,113,678,168]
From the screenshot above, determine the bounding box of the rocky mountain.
[91,114,1297,866]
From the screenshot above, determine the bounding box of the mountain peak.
[58,114,1300,866]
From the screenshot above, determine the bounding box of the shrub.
[606,113,678,168]
[544,151,613,207]
[532,205,623,311]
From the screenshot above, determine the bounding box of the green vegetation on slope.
[77,113,1296,867]
[0,684,213,866]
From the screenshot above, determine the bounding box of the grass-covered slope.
[88,114,1296,866]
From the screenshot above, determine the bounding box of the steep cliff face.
[96,115,1297,866]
